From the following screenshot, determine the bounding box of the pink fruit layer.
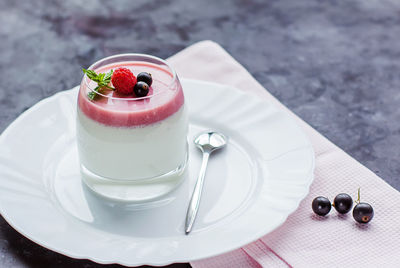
[78,62,184,127]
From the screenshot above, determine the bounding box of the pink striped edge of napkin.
[167,41,400,267]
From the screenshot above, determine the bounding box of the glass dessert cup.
[76,54,189,202]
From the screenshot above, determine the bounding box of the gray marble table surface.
[0,0,399,267]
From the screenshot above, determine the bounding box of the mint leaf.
[88,86,100,100]
[98,73,105,82]
[83,68,115,100]
[83,69,99,81]
[103,69,113,84]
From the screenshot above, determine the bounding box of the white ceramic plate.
[0,79,314,266]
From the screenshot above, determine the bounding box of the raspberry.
[111,68,136,94]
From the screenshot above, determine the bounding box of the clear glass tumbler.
[76,54,188,202]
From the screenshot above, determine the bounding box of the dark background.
[1,0,399,267]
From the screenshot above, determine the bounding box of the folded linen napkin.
[167,41,400,267]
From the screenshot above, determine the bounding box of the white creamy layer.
[76,106,188,180]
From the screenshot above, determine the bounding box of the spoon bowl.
[194,131,227,153]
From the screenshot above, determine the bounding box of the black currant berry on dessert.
[137,72,153,86]
[333,193,353,214]
[134,81,149,97]
[353,202,374,224]
[312,196,331,216]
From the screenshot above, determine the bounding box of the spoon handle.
[185,151,210,234]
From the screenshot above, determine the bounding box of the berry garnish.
[137,72,153,86]
[134,81,149,97]
[111,67,137,95]
[82,69,114,100]
[333,193,353,214]
[352,188,374,224]
[312,196,331,216]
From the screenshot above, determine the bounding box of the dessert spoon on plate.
[185,131,227,234]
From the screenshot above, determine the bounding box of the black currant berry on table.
[312,196,331,216]
[352,188,374,224]
[333,193,353,214]
[353,203,374,224]
[137,72,153,86]
[134,81,150,97]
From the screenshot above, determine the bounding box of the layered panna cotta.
[77,57,188,187]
